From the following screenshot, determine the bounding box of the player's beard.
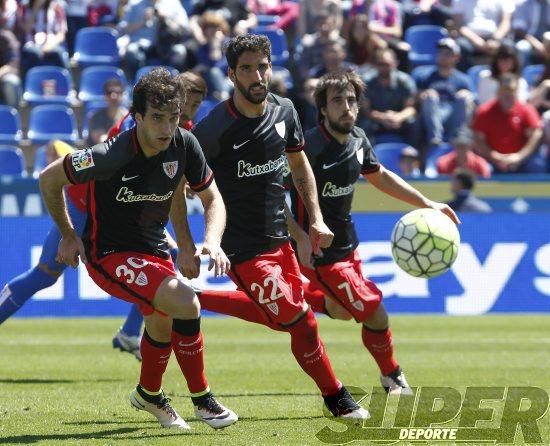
[234,75,269,104]
[326,115,355,134]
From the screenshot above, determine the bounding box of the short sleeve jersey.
[291,123,379,265]
[63,127,213,259]
[192,93,304,264]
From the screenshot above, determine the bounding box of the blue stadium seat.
[252,27,289,66]
[467,64,490,92]
[405,25,448,67]
[256,14,279,26]
[23,66,73,106]
[522,64,545,88]
[134,65,179,85]
[73,26,120,67]
[271,65,294,90]
[373,142,411,172]
[0,145,26,176]
[0,105,22,145]
[424,143,454,177]
[79,66,127,105]
[194,98,219,124]
[28,105,79,144]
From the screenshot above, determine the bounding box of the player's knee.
[144,313,172,342]
[325,298,353,321]
[284,310,319,342]
[154,278,200,319]
[37,263,63,281]
[363,303,389,330]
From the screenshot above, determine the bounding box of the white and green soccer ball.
[391,208,460,278]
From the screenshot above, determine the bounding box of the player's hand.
[177,249,200,279]
[309,220,334,255]
[427,201,461,225]
[57,232,87,268]
[199,243,231,277]
[295,235,314,269]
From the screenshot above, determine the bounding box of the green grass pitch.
[0,316,548,445]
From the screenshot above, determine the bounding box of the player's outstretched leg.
[196,288,284,331]
[113,304,144,361]
[0,266,59,325]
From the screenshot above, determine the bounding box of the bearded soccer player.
[39,68,237,430]
[192,34,370,419]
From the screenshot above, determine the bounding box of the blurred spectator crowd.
[1,0,550,179]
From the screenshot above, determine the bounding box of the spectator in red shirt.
[436,128,492,178]
[472,73,544,173]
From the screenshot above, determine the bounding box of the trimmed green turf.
[0,316,548,445]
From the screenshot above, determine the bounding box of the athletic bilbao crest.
[275,121,286,138]
[267,302,279,315]
[135,271,148,287]
[163,161,178,179]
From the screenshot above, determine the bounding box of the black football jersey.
[63,127,213,259]
[290,122,379,265]
[192,94,304,263]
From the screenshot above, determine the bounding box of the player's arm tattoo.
[169,175,196,254]
[287,151,323,223]
[39,158,76,237]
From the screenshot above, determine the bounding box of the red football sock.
[286,310,341,396]
[361,325,399,376]
[171,319,208,394]
[199,289,282,331]
[139,331,172,392]
[302,281,327,314]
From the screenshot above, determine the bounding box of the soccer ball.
[390,208,460,278]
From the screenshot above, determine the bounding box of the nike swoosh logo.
[233,140,250,150]
[322,150,358,170]
[122,174,139,181]
[178,338,201,347]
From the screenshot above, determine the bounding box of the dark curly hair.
[130,68,185,118]
[314,70,365,122]
[225,34,271,70]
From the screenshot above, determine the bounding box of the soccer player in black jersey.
[192,34,370,420]
[286,70,460,394]
[39,68,238,430]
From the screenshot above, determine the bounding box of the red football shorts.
[86,252,177,316]
[229,241,307,325]
[301,250,382,322]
